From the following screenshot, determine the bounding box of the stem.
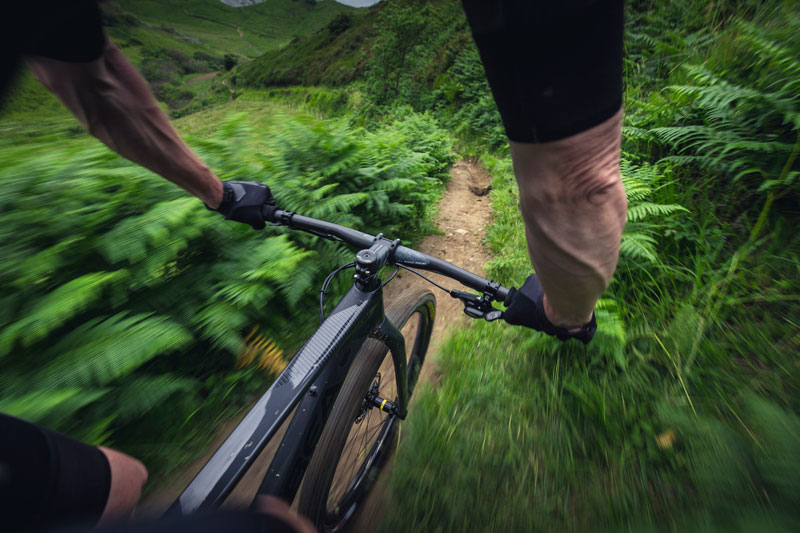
[654,334,697,416]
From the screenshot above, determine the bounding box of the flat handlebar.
[268,209,510,303]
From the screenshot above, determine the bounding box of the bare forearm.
[26,41,223,207]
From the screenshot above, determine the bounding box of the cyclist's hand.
[209,180,275,230]
[504,274,596,344]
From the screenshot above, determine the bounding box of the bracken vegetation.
[0,109,453,480]
[382,0,800,530]
[1,0,799,529]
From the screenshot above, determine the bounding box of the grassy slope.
[233,0,469,89]
[114,0,355,58]
[234,7,377,87]
[0,0,354,123]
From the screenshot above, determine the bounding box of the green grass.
[173,90,298,137]
[115,0,355,58]
[384,1,800,531]
[384,150,800,533]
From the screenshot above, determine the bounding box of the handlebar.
[267,208,511,304]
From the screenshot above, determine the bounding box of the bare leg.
[510,108,627,328]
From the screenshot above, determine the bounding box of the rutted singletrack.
[139,159,495,528]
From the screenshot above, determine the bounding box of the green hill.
[113,0,356,58]
[0,0,356,121]
[232,0,469,89]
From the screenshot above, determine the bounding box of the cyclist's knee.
[510,107,626,214]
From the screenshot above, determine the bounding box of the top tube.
[269,209,510,303]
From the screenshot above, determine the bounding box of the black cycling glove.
[503,274,597,344]
[209,180,276,230]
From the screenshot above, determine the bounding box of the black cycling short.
[461,0,624,143]
[1,1,105,108]
[0,414,111,531]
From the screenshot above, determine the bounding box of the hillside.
[232,0,470,89]
[0,0,356,123]
[113,0,356,58]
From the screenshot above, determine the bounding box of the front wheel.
[297,288,436,531]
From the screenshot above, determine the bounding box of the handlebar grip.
[262,204,279,224]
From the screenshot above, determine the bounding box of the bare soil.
[187,71,219,83]
[343,158,493,531]
[138,159,494,529]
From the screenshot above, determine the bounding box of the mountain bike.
[166,207,511,531]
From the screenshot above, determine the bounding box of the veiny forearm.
[26,40,222,207]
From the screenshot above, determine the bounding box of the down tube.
[167,285,384,516]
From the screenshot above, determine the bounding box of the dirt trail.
[139,159,494,527]
[378,158,494,359]
[187,71,219,83]
[343,159,493,531]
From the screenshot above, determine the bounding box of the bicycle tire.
[297,287,436,531]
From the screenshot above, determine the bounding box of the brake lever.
[450,290,504,322]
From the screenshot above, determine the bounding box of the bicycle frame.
[167,208,509,517]
[167,259,406,515]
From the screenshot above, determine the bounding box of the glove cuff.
[204,182,235,215]
[505,274,597,344]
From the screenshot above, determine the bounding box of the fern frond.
[278,260,322,307]
[0,270,129,357]
[307,192,371,218]
[627,203,688,222]
[650,125,711,148]
[33,313,192,388]
[190,302,249,353]
[99,198,206,265]
[116,375,198,421]
[620,232,658,263]
[0,387,108,424]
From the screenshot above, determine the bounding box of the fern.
[0,388,108,425]
[32,313,192,389]
[619,159,688,265]
[1,108,456,451]
[627,202,687,222]
[116,375,199,422]
[0,270,129,357]
[619,233,658,263]
[190,302,250,353]
[652,45,799,197]
[100,197,206,265]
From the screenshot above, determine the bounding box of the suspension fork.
[370,317,409,419]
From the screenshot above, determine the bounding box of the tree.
[365,2,432,106]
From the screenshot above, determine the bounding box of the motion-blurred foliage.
[386,0,800,531]
[0,110,452,473]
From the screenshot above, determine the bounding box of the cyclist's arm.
[0,413,147,530]
[25,40,223,208]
